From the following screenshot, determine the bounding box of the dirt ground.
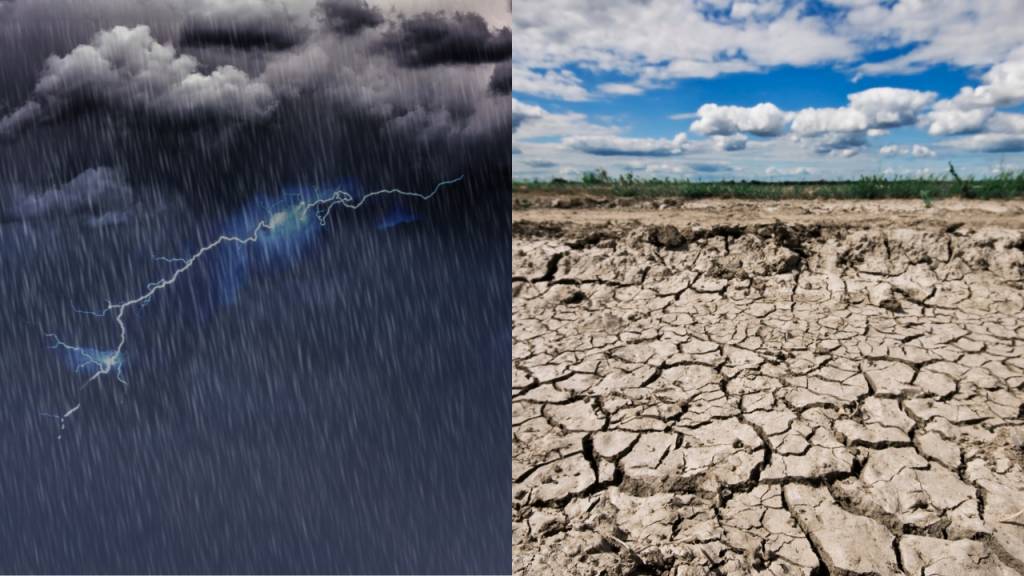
[512,199,1024,575]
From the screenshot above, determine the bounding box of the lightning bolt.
[41,176,464,438]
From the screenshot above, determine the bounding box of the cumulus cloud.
[0,5,511,204]
[879,144,935,158]
[564,133,688,157]
[935,111,1024,154]
[711,134,748,151]
[903,48,1024,154]
[847,87,936,128]
[689,102,790,137]
[953,48,1024,109]
[987,112,1024,135]
[0,25,276,136]
[381,11,511,68]
[317,0,384,36]
[925,104,991,136]
[785,89,932,156]
[791,107,868,136]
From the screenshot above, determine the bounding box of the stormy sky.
[0,0,512,219]
[0,2,511,573]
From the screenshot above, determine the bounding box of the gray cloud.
[318,0,384,36]
[1,166,132,223]
[689,163,733,173]
[179,17,308,51]
[0,25,276,138]
[0,4,510,210]
[381,11,511,68]
[523,159,556,168]
[489,61,511,95]
[812,131,868,156]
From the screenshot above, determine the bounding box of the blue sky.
[512,0,1024,180]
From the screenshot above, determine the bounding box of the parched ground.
[512,200,1024,576]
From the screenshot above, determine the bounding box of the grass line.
[514,168,1024,201]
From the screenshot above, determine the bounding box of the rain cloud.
[380,11,512,68]
[0,0,511,210]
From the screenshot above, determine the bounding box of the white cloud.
[689,102,791,136]
[925,103,992,136]
[598,83,645,96]
[879,144,935,157]
[765,166,814,177]
[513,0,1024,107]
[912,144,936,157]
[988,112,1024,134]
[790,87,936,140]
[936,110,1024,153]
[514,0,858,95]
[791,107,868,135]
[564,132,688,156]
[847,87,936,128]
[849,2,1024,77]
[918,48,1024,146]
[513,66,590,101]
[730,1,785,20]
[512,98,613,139]
[932,47,1024,114]
[947,133,1024,153]
[512,98,545,131]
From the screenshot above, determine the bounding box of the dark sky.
[0,0,512,212]
[0,1,511,573]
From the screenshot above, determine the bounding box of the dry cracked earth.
[512,200,1024,575]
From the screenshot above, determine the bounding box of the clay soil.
[512,199,1024,575]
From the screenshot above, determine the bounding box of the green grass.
[514,167,1024,201]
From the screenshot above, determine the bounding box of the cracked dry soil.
[512,201,1024,576]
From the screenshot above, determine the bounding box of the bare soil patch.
[513,201,1024,575]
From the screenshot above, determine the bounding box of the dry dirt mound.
[513,218,1024,575]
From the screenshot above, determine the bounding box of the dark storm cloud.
[178,18,308,51]
[0,3,510,214]
[0,25,277,138]
[381,12,512,68]
[489,61,511,95]
[317,0,385,36]
[0,166,140,226]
